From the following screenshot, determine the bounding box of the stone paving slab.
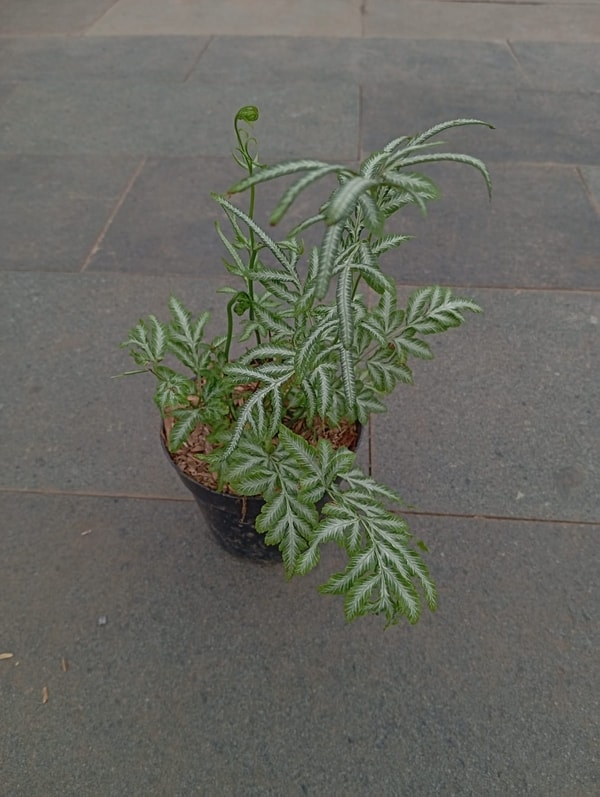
[0,36,209,82]
[511,41,600,91]
[0,82,17,107]
[0,34,570,92]
[1,5,599,795]
[189,34,361,83]
[0,0,118,35]
[0,155,140,272]
[3,0,599,42]
[86,157,232,276]
[189,36,525,89]
[1,492,598,794]
[87,0,363,37]
[357,37,525,88]
[363,84,600,166]
[581,166,600,215]
[364,0,600,42]
[84,0,600,42]
[0,80,359,159]
[440,0,598,4]
[373,288,600,523]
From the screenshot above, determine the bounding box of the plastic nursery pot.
[161,425,362,563]
[161,432,281,563]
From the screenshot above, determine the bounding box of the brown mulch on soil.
[163,414,360,495]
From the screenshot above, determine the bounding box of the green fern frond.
[342,469,406,505]
[214,221,247,276]
[294,314,337,378]
[316,221,344,298]
[238,343,294,363]
[339,345,357,410]
[288,213,327,239]
[214,194,293,271]
[393,332,434,360]
[336,266,354,350]
[224,370,292,456]
[325,177,378,226]
[348,262,394,295]
[360,149,392,178]
[392,152,492,198]
[405,286,436,325]
[310,363,336,418]
[147,316,168,362]
[358,192,385,235]
[269,165,349,225]
[357,317,387,347]
[277,425,320,472]
[406,118,494,148]
[252,264,300,290]
[365,354,412,393]
[257,491,318,575]
[404,286,482,334]
[167,295,194,339]
[382,135,411,154]
[167,408,203,452]
[122,320,159,367]
[228,159,347,194]
[353,385,387,423]
[371,235,413,257]
[252,304,295,339]
[316,502,437,625]
[380,172,439,214]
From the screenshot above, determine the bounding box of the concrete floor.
[1,1,599,794]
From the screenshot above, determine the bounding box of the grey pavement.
[1,1,599,794]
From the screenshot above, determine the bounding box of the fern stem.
[224,295,236,361]
[247,184,261,346]
[235,115,261,347]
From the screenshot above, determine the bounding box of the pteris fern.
[120,106,492,625]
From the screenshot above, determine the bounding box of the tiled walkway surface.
[1,1,599,794]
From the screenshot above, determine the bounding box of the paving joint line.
[5,268,600,296]
[80,157,146,272]
[31,268,599,297]
[437,0,591,5]
[576,165,600,221]
[83,0,121,35]
[505,38,533,86]
[0,485,193,503]
[402,508,600,527]
[1,486,598,527]
[182,35,214,83]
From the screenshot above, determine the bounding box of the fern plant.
[121,105,492,626]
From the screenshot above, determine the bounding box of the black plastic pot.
[161,433,281,562]
[161,424,361,563]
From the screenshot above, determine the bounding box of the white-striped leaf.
[325,177,377,225]
[269,165,350,225]
[214,194,292,270]
[338,345,356,409]
[316,221,344,298]
[336,265,354,350]
[229,160,344,193]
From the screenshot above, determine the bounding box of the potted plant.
[120,106,492,626]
